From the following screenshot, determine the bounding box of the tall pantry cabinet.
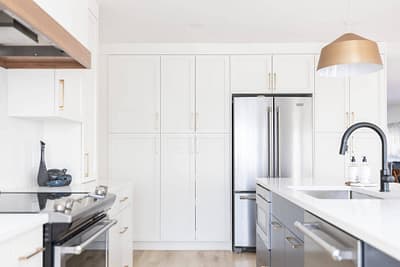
[108,55,231,247]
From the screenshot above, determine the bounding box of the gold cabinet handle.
[18,247,45,261]
[345,112,349,128]
[119,196,129,203]
[84,153,89,177]
[58,79,65,110]
[271,221,282,230]
[273,73,277,90]
[351,112,355,124]
[120,227,128,234]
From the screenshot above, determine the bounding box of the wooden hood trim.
[0,0,91,69]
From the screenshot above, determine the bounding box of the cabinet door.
[55,70,82,121]
[109,56,161,133]
[8,70,55,117]
[161,56,195,133]
[273,55,314,93]
[196,56,230,133]
[121,206,133,267]
[271,217,285,267]
[109,134,161,241]
[82,12,98,181]
[314,57,349,132]
[161,134,195,241]
[314,133,345,185]
[349,70,385,128]
[230,55,272,93]
[109,213,122,267]
[284,228,304,267]
[195,134,230,241]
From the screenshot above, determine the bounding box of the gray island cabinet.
[256,184,400,267]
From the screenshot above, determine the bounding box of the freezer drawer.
[234,193,256,247]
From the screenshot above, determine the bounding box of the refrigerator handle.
[268,106,273,177]
[275,106,280,177]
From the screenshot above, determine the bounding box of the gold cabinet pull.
[351,112,355,124]
[84,153,89,177]
[120,227,129,234]
[273,73,277,90]
[18,247,45,261]
[119,196,129,203]
[345,112,349,128]
[58,79,65,110]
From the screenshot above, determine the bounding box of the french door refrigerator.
[232,95,313,252]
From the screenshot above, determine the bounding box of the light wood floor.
[133,251,256,267]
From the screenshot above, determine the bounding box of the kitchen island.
[256,177,400,266]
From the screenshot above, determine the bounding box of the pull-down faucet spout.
[339,122,394,192]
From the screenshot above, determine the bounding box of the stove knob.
[54,203,65,213]
[65,199,74,210]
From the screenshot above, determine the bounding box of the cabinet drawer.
[272,193,303,240]
[256,184,271,202]
[0,226,43,267]
[110,187,132,217]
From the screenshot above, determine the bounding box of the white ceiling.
[98,0,400,103]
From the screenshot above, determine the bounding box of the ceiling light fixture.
[316,0,383,77]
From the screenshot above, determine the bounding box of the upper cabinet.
[273,55,314,93]
[8,69,82,122]
[231,55,272,93]
[108,56,161,133]
[195,56,230,133]
[161,56,196,133]
[230,55,314,94]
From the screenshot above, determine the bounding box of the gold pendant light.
[317,33,383,77]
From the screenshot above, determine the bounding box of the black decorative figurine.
[37,141,49,186]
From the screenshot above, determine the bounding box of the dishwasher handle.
[294,221,354,262]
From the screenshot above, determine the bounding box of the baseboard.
[133,241,232,250]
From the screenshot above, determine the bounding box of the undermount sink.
[298,189,381,200]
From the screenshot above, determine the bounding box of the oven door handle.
[58,219,117,255]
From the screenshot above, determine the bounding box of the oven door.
[54,219,117,267]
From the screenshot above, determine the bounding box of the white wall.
[388,104,400,124]
[0,68,43,189]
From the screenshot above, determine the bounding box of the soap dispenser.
[359,156,371,184]
[347,156,359,183]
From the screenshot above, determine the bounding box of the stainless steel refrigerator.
[232,95,313,251]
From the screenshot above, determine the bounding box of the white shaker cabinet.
[8,69,82,122]
[273,55,314,93]
[195,134,230,242]
[161,134,196,241]
[313,133,346,185]
[161,56,195,133]
[230,55,272,93]
[108,56,161,133]
[314,68,348,132]
[195,56,230,133]
[109,214,122,267]
[0,226,44,267]
[349,70,385,128]
[109,134,160,241]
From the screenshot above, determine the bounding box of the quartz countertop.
[0,214,48,243]
[256,177,400,262]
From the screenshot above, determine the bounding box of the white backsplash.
[0,68,43,189]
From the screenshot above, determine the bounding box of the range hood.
[0,0,90,69]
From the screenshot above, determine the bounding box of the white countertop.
[0,214,48,243]
[256,177,400,262]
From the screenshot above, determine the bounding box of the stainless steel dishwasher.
[294,212,362,267]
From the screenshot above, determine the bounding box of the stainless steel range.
[0,186,116,267]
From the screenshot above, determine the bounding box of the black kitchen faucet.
[339,122,394,192]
